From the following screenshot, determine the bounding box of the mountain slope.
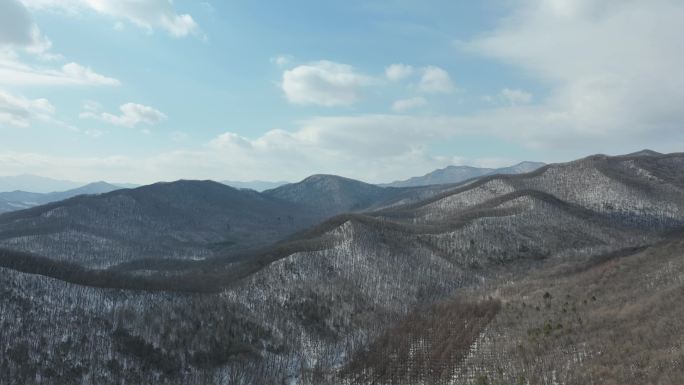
[391,153,684,230]
[382,161,546,187]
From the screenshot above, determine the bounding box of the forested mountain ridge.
[262,174,447,217]
[382,152,684,228]
[0,180,324,268]
[0,151,683,385]
[0,177,450,269]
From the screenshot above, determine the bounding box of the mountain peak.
[301,174,371,185]
[264,174,386,216]
[625,149,662,157]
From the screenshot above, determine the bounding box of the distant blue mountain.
[0,181,124,214]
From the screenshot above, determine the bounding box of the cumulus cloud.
[0,0,52,53]
[0,89,54,128]
[462,0,684,143]
[6,0,684,183]
[0,0,39,47]
[80,102,166,128]
[281,61,374,107]
[418,66,454,94]
[0,114,463,183]
[392,96,427,112]
[203,114,476,182]
[385,64,414,81]
[0,0,119,87]
[60,62,119,85]
[0,116,441,183]
[21,0,200,38]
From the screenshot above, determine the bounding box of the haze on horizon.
[1,0,683,184]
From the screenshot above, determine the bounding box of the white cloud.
[0,114,465,183]
[201,114,480,182]
[392,96,427,112]
[499,88,532,105]
[21,0,200,38]
[3,108,683,184]
[385,64,414,81]
[462,0,684,143]
[484,88,533,106]
[0,91,102,134]
[270,54,293,67]
[5,1,684,183]
[81,102,166,128]
[0,0,38,47]
[0,59,120,86]
[281,61,374,106]
[418,66,454,94]
[0,0,52,53]
[60,62,119,85]
[0,0,119,87]
[0,89,54,128]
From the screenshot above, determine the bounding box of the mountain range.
[0,161,542,215]
[0,181,125,214]
[381,161,546,187]
[0,174,84,193]
[0,150,682,385]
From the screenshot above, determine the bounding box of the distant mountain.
[49,181,125,199]
[624,149,663,157]
[262,174,431,217]
[263,174,386,214]
[492,161,546,175]
[0,182,123,214]
[221,180,288,192]
[0,175,451,266]
[382,161,546,187]
[0,180,322,268]
[0,174,82,193]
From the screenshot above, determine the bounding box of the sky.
[0,0,683,184]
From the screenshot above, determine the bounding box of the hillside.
[0,151,682,385]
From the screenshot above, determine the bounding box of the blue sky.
[1,0,683,184]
